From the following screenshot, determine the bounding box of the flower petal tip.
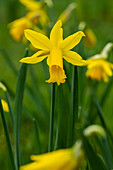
[80,31,86,37]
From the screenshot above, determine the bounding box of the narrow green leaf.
[5,90,14,129]
[0,98,16,170]
[14,49,28,170]
[33,118,41,154]
[100,78,113,106]
[48,83,55,152]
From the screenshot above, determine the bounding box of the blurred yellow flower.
[1,100,9,112]
[85,43,113,82]
[19,0,49,27]
[78,22,97,48]
[20,140,85,170]
[86,59,113,82]
[9,12,43,41]
[84,28,97,48]
[20,20,85,85]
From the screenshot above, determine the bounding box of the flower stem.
[0,98,16,170]
[48,83,55,152]
[69,66,78,146]
[14,49,28,170]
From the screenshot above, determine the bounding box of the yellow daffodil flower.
[1,100,9,112]
[86,59,113,82]
[85,43,113,82]
[19,0,49,27]
[20,140,85,170]
[9,11,44,41]
[20,20,85,85]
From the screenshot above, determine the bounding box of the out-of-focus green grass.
[0,0,113,169]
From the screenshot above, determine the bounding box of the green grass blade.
[48,83,55,152]
[0,98,16,170]
[33,118,41,154]
[14,49,28,170]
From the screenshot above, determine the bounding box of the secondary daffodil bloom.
[20,140,85,170]
[86,59,113,82]
[1,100,9,112]
[85,43,113,82]
[20,20,85,85]
[19,0,49,27]
[9,12,42,41]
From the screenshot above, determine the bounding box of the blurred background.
[0,0,113,169]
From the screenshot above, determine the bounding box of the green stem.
[0,98,16,170]
[69,66,78,146]
[14,49,28,170]
[48,83,55,152]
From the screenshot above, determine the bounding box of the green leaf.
[33,118,41,154]
[82,136,107,170]
[0,98,16,170]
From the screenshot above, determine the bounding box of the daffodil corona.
[20,20,85,85]
[20,140,85,170]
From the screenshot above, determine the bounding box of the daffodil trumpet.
[20,20,85,85]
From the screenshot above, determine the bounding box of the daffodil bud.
[78,21,86,31]
[0,82,7,91]
[83,125,106,138]
[100,42,113,59]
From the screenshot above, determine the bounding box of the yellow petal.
[46,65,66,85]
[63,51,86,66]
[103,62,113,76]
[61,31,85,50]
[50,20,63,48]
[102,72,109,82]
[1,100,9,112]
[24,29,51,50]
[19,0,41,11]
[20,51,49,64]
